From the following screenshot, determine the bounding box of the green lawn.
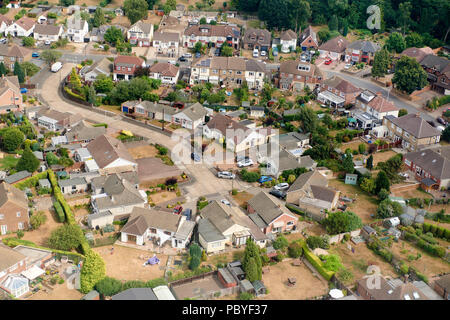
[0,155,18,170]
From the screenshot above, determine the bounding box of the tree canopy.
[1,127,24,152]
[80,250,106,294]
[16,145,40,173]
[392,56,428,94]
[123,0,148,24]
[48,224,84,251]
[324,211,362,235]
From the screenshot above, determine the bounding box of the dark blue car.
[32,52,39,58]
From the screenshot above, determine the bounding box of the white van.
[51,62,62,72]
[252,48,259,58]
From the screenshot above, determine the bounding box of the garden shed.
[345,174,358,185]
[384,217,400,228]
[38,179,51,189]
[414,215,425,224]
[387,227,401,239]
[240,279,255,294]
[252,280,266,296]
[399,213,414,226]
[361,225,376,240]
[218,268,237,288]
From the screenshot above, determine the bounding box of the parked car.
[191,152,201,162]
[269,189,286,200]
[274,182,289,191]
[182,208,192,220]
[183,53,192,58]
[437,117,448,126]
[173,205,183,215]
[399,172,409,178]
[214,48,221,56]
[253,48,259,58]
[0,38,6,44]
[324,59,332,65]
[237,158,254,167]
[236,155,250,162]
[217,171,235,179]
[51,62,62,73]
[260,50,266,57]
[344,64,352,69]
[221,199,231,206]
[20,88,28,94]
[195,52,201,58]
[32,52,39,58]
[179,56,187,62]
[258,176,273,183]
[272,49,278,56]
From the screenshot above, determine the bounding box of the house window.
[248,72,254,76]
[287,221,294,226]
[212,242,222,248]
[16,212,21,217]
[0,214,3,219]
[223,70,226,75]
[237,71,242,75]
[150,228,157,234]
[201,68,207,73]
[128,67,131,71]
[18,222,24,230]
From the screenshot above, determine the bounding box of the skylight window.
[404,294,411,300]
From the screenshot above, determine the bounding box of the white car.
[0,38,7,44]
[274,183,289,191]
[237,159,254,168]
[44,40,51,45]
[344,64,352,69]
[183,53,192,58]
[217,171,235,179]
[260,50,266,56]
[252,49,259,58]
[221,199,231,206]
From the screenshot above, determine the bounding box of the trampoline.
[143,255,160,266]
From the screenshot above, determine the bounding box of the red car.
[173,205,183,215]
[324,59,332,65]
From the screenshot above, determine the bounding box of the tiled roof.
[319,36,348,53]
[367,95,398,113]
[149,62,179,77]
[280,29,297,41]
[86,134,135,169]
[404,146,450,181]
[14,16,35,31]
[114,55,144,67]
[388,113,441,139]
[287,170,328,193]
[184,24,240,38]
[34,24,62,36]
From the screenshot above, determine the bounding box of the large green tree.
[2,127,25,152]
[48,225,84,251]
[299,106,318,133]
[392,56,428,94]
[104,26,124,46]
[405,32,424,48]
[376,199,403,218]
[41,50,62,66]
[324,211,362,235]
[94,74,114,93]
[371,48,391,78]
[80,250,106,294]
[124,0,148,24]
[95,277,122,297]
[290,0,311,33]
[342,150,355,174]
[398,2,412,35]
[0,62,7,76]
[258,0,291,30]
[375,170,390,193]
[385,32,406,53]
[242,239,262,281]
[93,7,106,28]
[16,145,40,173]
[238,0,260,12]
[14,61,25,83]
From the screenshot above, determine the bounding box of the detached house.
[80,57,112,82]
[113,55,145,81]
[242,28,271,52]
[120,207,195,248]
[299,26,318,51]
[403,146,450,190]
[0,182,29,235]
[0,14,12,34]
[278,29,297,53]
[278,60,323,91]
[419,54,450,95]
[127,21,154,47]
[383,114,441,151]
[400,47,434,63]
[247,191,298,236]
[86,134,137,175]
[356,90,399,120]
[0,75,22,113]
[183,24,240,49]
[5,16,35,37]
[121,100,178,122]
[190,56,266,90]
[319,36,348,61]
[345,40,381,65]
[152,31,179,57]
[65,120,107,145]
[172,102,209,130]
[0,245,29,298]
[319,76,361,106]
[0,44,32,71]
[66,16,89,43]
[148,62,179,85]
[33,24,63,43]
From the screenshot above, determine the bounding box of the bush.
[146,278,167,288]
[239,292,254,300]
[272,235,289,250]
[189,256,201,270]
[306,236,329,250]
[80,250,106,294]
[48,224,83,251]
[95,277,122,297]
[53,202,65,223]
[301,243,334,281]
[30,211,47,230]
[288,242,303,258]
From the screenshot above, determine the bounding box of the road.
[37,63,251,200]
[325,70,435,122]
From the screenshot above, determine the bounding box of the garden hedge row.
[421,223,450,241]
[53,201,65,223]
[286,204,306,217]
[2,237,84,260]
[15,170,49,190]
[301,243,334,281]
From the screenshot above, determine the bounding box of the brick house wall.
[0,258,27,283]
[356,282,372,300]
[0,88,23,111]
[433,282,449,300]
[0,201,29,234]
[246,203,296,234]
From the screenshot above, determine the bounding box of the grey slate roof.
[420,54,450,73]
[404,147,450,181]
[197,218,226,242]
[200,200,239,234]
[287,170,327,193]
[247,191,295,225]
[121,207,181,235]
[4,171,31,184]
[112,288,157,300]
[347,40,381,53]
[58,177,87,187]
[386,114,440,139]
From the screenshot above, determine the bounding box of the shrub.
[16,230,24,239]
[30,211,47,230]
[231,189,238,195]
[146,278,167,288]
[95,277,122,297]
[306,236,329,250]
[320,254,343,272]
[399,262,409,274]
[189,256,201,270]
[288,242,303,258]
[272,235,289,250]
[80,250,106,294]
[48,224,83,251]
[53,202,65,223]
[301,244,334,281]
[239,292,254,300]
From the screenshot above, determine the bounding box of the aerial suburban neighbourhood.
[0,0,449,305]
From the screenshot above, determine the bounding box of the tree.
[48,225,84,251]
[405,32,424,48]
[123,0,148,24]
[306,236,329,250]
[385,32,406,54]
[30,211,47,230]
[14,61,25,83]
[59,0,75,6]
[299,106,318,133]
[104,26,124,46]
[22,37,35,47]
[328,15,338,31]
[238,0,259,12]
[398,2,412,35]
[93,7,106,27]
[189,243,202,258]
[16,145,39,173]
[94,74,114,93]
[290,0,311,33]
[86,85,96,105]
[342,151,354,174]
[199,17,207,25]
[245,257,259,282]
[220,43,233,57]
[272,235,289,250]
[324,211,362,235]
[358,143,366,154]
[398,109,408,117]
[193,41,204,53]
[69,68,82,93]
[146,0,157,9]
[258,0,291,30]
[392,56,428,94]
[21,62,40,77]
[442,126,450,143]
[371,49,391,78]
[378,188,389,201]
[242,239,262,281]
[2,127,24,152]
[80,250,106,294]
[317,29,330,43]
[0,62,7,76]
[95,277,122,297]
[366,154,373,170]
[321,254,343,272]
[41,50,62,66]
[189,256,201,270]
[288,242,303,258]
[360,177,376,194]
[377,199,403,218]
[375,170,390,193]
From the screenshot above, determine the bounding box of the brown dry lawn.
[329,242,396,285]
[372,150,397,166]
[93,245,168,281]
[340,140,369,153]
[232,191,254,209]
[328,179,378,223]
[128,145,159,159]
[391,188,433,199]
[258,260,329,300]
[28,283,84,300]
[22,210,62,247]
[390,239,450,279]
[149,190,178,204]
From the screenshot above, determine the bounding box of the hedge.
[64,87,85,101]
[286,204,306,217]
[2,237,84,260]
[419,223,450,241]
[15,170,49,190]
[416,239,446,258]
[53,201,65,223]
[301,243,334,281]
